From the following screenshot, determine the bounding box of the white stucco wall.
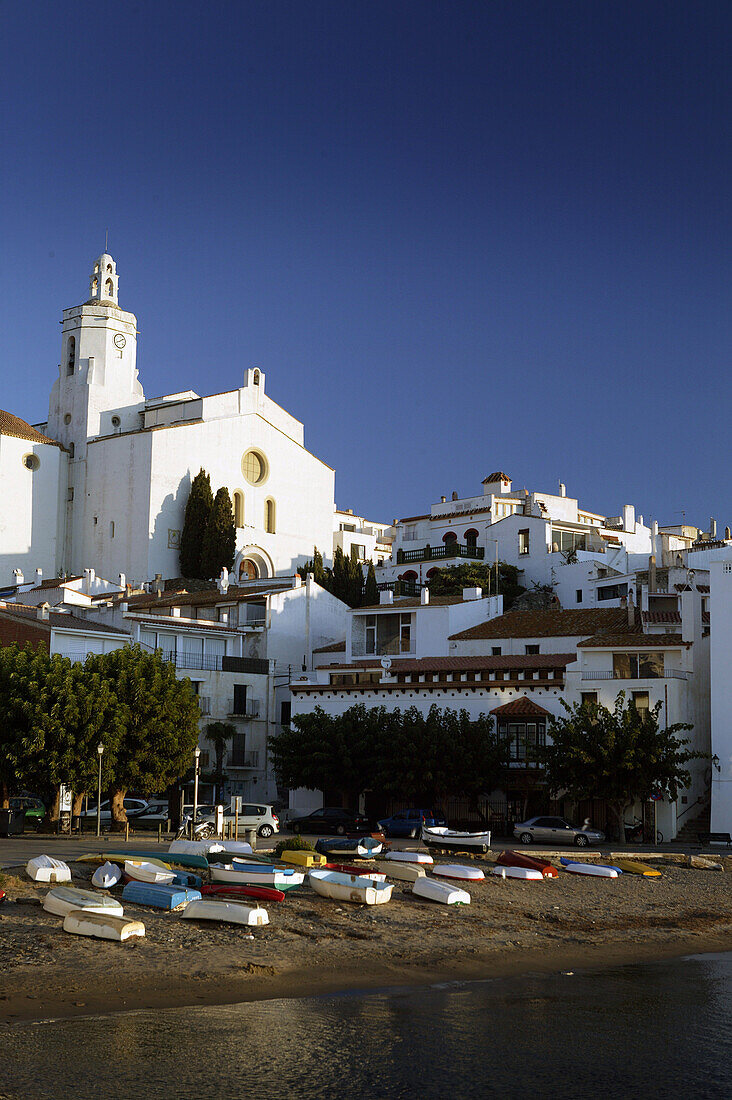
[0,435,67,588]
[710,556,732,831]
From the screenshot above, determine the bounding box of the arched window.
[105,278,114,298]
[402,570,418,581]
[253,369,260,386]
[464,528,479,546]
[67,336,76,376]
[68,442,75,460]
[443,531,457,543]
[91,277,98,295]
[239,558,259,581]
[265,498,276,534]
[426,568,438,579]
[233,491,244,527]
[106,263,113,274]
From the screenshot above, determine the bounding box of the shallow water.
[4,953,732,1099]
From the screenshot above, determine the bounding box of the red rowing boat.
[201,883,286,903]
[496,850,559,878]
[324,862,382,878]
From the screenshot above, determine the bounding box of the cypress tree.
[179,469,213,578]
[200,487,236,580]
[363,561,378,605]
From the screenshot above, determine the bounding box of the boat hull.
[43,887,124,918]
[202,883,286,903]
[27,856,71,884]
[279,851,328,868]
[63,911,145,942]
[210,864,303,891]
[559,858,620,878]
[124,860,176,885]
[432,863,485,882]
[421,827,491,853]
[491,865,543,880]
[412,877,470,905]
[611,859,661,877]
[182,899,269,926]
[324,863,386,880]
[496,850,559,878]
[309,870,393,905]
[122,882,202,909]
[374,859,426,883]
[91,862,122,889]
[381,850,433,865]
[315,837,383,859]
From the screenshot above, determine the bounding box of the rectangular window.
[500,720,546,761]
[232,684,248,715]
[632,691,650,715]
[519,529,530,555]
[598,583,628,602]
[365,615,376,655]
[280,701,291,726]
[400,613,411,654]
[581,691,597,705]
[613,652,664,679]
[352,544,366,560]
[576,589,583,603]
[491,646,502,656]
[525,644,540,655]
[403,525,417,541]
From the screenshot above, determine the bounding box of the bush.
[272,835,315,860]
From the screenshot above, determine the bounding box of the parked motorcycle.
[624,816,663,844]
[175,813,217,841]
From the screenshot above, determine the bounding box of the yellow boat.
[613,858,661,877]
[277,850,328,868]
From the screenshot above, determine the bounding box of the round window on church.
[23,454,40,471]
[241,449,268,486]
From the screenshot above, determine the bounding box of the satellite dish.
[380,658,392,670]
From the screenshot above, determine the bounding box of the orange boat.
[496,850,558,878]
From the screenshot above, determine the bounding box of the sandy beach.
[2,853,732,1024]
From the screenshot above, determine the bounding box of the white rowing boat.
[382,850,433,865]
[182,898,269,926]
[210,864,304,891]
[63,910,145,942]
[432,864,485,882]
[168,839,226,857]
[26,855,71,884]
[491,865,543,881]
[421,826,491,853]
[374,859,426,883]
[412,877,470,905]
[559,858,619,878]
[43,886,124,918]
[124,859,176,885]
[92,861,122,889]
[308,870,393,905]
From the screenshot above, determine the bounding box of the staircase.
[675,801,710,845]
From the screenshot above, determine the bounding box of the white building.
[333,508,392,565]
[1,253,347,590]
[0,601,129,662]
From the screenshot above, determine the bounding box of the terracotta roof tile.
[577,632,687,648]
[449,607,636,641]
[1,605,129,635]
[358,594,480,611]
[483,472,511,483]
[312,640,347,654]
[490,697,552,716]
[397,514,431,524]
[0,410,61,447]
[318,653,576,673]
[642,611,682,624]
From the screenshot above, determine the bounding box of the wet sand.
[2,853,732,1023]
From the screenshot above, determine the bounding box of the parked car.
[79,798,148,822]
[290,807,369,836]
[9,796,45,828]
[200,803,279,839]
[376,808,447,838]
[131,801,170,829]
[513,816,605,847]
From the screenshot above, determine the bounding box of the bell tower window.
[253,370,260,386]
[265,498,276,534]
[233,491,244,528]
[105,278,114,299]
[66,336,76,376]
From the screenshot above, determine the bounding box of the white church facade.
[1,254,337,590]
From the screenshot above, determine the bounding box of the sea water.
[4,952,732,1099]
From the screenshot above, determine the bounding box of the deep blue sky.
[1,2,730,529]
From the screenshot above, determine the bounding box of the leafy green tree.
[200,486,236,579]
[363,561,378,605]
[91,645,201,829]
[298,547,327,587]
[542,692,703,842]
[427,561,525,608]
[0,644,47,806]
[205,721,237,801]
[179,468,213,578]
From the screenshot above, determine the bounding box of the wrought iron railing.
[582,670,688,681]
[228,750,260,769]
[397,543,484,564]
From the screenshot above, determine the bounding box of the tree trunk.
[72,792,85,817]
[0,781,9,809]
[110,788,128,831]
[608,801,626,844]
[44,786,61,831]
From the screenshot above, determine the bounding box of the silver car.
[513,816,605,847]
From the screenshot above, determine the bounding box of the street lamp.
[96,742,104,838]
[192,745,201,838]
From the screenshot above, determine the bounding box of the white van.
[202,802,279,838]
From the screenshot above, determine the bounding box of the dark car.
[290,807,369,836]
[376,808,447,839]
[9,796,45,829]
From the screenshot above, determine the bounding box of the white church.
[0,254,338,590]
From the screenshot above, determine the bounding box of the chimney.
[118,572,126,589]
[420,588,430,605]
[12,568,24,585]
[726,526,731,541]
[217,566,230,594]
[462,587,483,601]
[452,491,458,501]
[171,607,181,617]
[559,482,566,497]
[120,601,129,612]
[380,590,394,605]
[710,517,717,539]
[441,496,446,503]
[627,587,635,628]
[35,568,43,584]
[37,602,50,621]
[154,573,163,598]
[623,504,636,532]
[220,610,229,624]
[649,555,657,593]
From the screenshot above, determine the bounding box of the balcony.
[155,652,270,675]
[228,698,260,718]
[396,543,484,565]
[227,750,260,769]
[581,670,688,681]
[376,580,421,597]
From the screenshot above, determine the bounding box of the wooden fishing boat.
[559,858,620,878]
[26,855,71,884]
[324,862,386,880]
[432,864,485,882]
[374,859,426,883]
[209,863,303,892]
[124,859,176,885]
[412,877,470,905]
[43,886,124,918]
[421,826,491,853]
[216,840,253,856]
[611,858,661,877]
[315,837,383,859]
[279,850,328,868]
[496,850,559,879]
[381,850,433,865]
[63,910,145,942]
[491,865,543,881]
[308,870,393,905]
[202,883,286,903]
[168,839,226,857]
[91,862,122,889]
[121,882,202,909]
[182,899,270,926]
